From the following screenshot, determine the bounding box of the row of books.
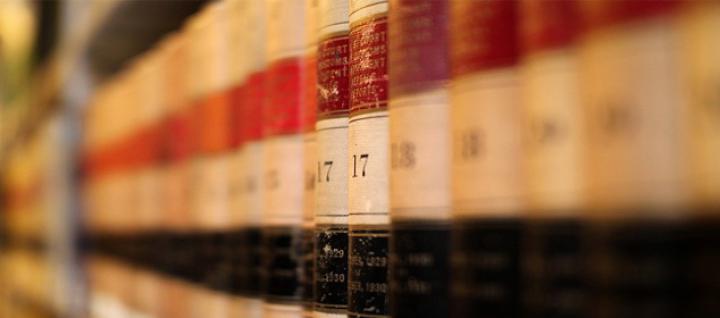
[81,1,720,317]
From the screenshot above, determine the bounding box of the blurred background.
[0,1,206,316]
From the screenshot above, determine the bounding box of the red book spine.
[389,0,449,96]
[241,72,266,143]
[228,84,244,150]
[263,58,305,137]
[349,14,389,115]
[582,0,682,31]
[303,56,318,133]
[451,1,519,78]
[167,108,195,162]
[198,91,234,154]
[520,0,581,55]
[317,35,351,119]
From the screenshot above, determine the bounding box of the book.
[192,2,235,293]
[235,0,267,310]
[579,2,689,316]
[302,0,319,316]
[315,0,351,316]
[132,45,167,274]
[678,3,720,315]
[347,1,390,317]
[387,0,451,317]
[518,1,586,316]
[134,49,165,239]
[225,0,248,299]
[161,33,196,279]
[449,2,524,317]
[183,7,216,285]
[262,0,307,316]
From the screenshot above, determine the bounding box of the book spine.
[315,0,351,316]
[131,55,159,272]
[234,1,267,311]
[136,50,167,274]
[165,107,194,276]
[135,53,164,237]
[347,1,390,317]
[387,1,451,317]
[680,3,720,210]
[120,72,144,248]
[518,1,586,316]
[302,0,319,316]
[449,2,524,317]
[262,0,306,316]
[123,74,143,244]
[239,73,266,306]
[678,2,720,315]
[195,3,235,295]
[226,0,246,298]
[228,71,246,296]
[226,1,262,313]
[185,7,211,286]
[162,33,193,279]
[228,1,250,304]
[578,2,689,316]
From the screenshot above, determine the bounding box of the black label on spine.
[238,227,262,297]
[301,226,315,310]
[687,216,720,318]
[314,224,349,313]
[524,218,587,318]
[261,226,303,304]
[451,218,523,318]
[588,220,686,318]
[208,232,235,292]
[390,221,451,318]
[349,226,389,318]
[199,232,225,288]
[226,230,244,294]
[176,233,197,281]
